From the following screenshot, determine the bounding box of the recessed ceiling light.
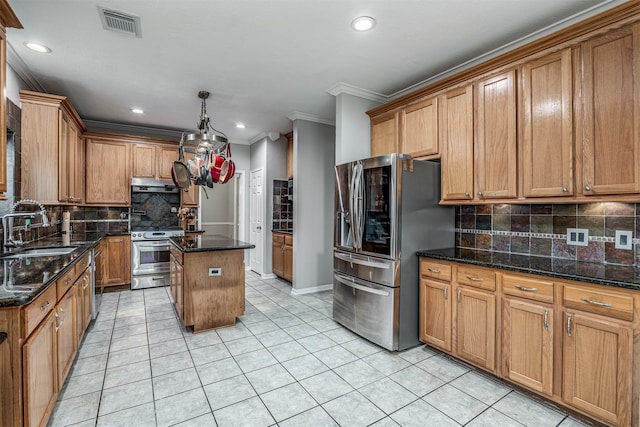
[351,16,376,32]
[236,123,246,129]
[131,108,144,114]
[24,41,51,53]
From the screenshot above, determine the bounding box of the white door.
[250,168,264,275]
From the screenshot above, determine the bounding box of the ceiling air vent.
[97,6,142,38]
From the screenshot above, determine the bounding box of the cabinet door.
[0,27,6,195]
[158,146,177,180]
[563,311,632,426]
[170,254,184,321]
[419,278,451,352]
[23,311,57,427]
[131,144,156,178]
[284,243,293,282]
[104,236,131,286]
[56,285,77,389]
[502,298,553,396]
[521,49,573,197]
[78,269,92,339]
[58,112,71,202]
[85,139,130,205]
[581,23,640,195]
[475,70,517,200]
[401,97,438,158]
[180,151,199,207]
[455,285,496,372]
[371,112,399,157]
[440,85,474,201]
[272,241,284,277]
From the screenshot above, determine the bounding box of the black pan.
[172,160,191,189]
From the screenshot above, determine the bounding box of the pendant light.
[180,91,228,156]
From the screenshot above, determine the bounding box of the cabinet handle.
[543,309,549,331]
[443,286,448,301]
[54,310,61,332]
[514,285,537,292]
[427,268,441,274]
[465,275,483,282]
[566,314,572,337]
[83,276,90,290]
[477,192,483,197]
[40,301,51,311]
[59,306,66,323]
[464,192,470,198]
[585,185,591,191]
[562,187,568,193]
[0,331,7,344]
[457,288,461,304]
[580,297,612,307]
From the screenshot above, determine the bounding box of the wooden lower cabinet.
[563,311,632,426]
[502,297,553,396]
[419,257,639,426]
[23,311,58,427]
[170,247,185,324]
[454,285,496,373]
[103,235,131,288]
[418,278,451,352]
[76,268,92,343]
[56,285,77,389]
[272,232,293,282]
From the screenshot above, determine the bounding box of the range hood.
[131,178,179,193]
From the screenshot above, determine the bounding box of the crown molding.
[287,111,335,127]
[6,42,47,93]
[248,131,281,144]
[327,82,389,103]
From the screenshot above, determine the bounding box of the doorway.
[198,171,245,241]
[250,168,264,275]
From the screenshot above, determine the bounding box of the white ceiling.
[5,0,627,144]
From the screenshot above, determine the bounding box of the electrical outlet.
[566,228,589,246]
[615,230,633,250]
[208,267,221,276]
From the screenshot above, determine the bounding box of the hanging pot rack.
[179,90,229,160]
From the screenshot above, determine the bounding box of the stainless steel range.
[130,178,185,290]
[131,227,184,290]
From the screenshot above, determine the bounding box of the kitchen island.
[169,234,254,332]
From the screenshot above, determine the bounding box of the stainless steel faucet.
[2,199,50,250]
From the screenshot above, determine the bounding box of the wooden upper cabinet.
[85,136,130,205]
[475,70,517,200]
[521,49,574,198]
[370,112,399,157]
[400,97,438,158]
[20,91,86,204]
[580,22,640,196]
[132,143,177,180]
[440,85,474,201]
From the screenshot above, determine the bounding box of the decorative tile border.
[455,228,640,244]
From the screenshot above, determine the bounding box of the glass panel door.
[362,165,392,256]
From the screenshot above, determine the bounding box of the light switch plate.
[566,228,589,246]
[615,230,633,250]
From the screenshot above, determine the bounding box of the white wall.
[6,65,29,105]
[334,93,381,165]
[292,119,335,292]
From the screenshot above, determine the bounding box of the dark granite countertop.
[417,248,640,291]
[0,232,108,308]
[170,234,255,252]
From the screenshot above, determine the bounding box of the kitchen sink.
[1,246,80,259]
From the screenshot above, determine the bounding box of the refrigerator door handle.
[334,252,390,269]
[334,273,390,297]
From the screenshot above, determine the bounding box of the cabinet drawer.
[75,252,92,275]
[273,233,285,244]
[284,234,293,246]
[420,259,452,282]
[564,284,634,321]
[170,245,183,265]
[22,285,57,337]
[56,267,76,300]
[456,266,496,291]
[502,273,554,304]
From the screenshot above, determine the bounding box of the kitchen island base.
[170,235,253,333]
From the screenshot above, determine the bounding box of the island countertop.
[170,235,255,252]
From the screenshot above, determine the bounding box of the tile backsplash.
[455,202,640,266]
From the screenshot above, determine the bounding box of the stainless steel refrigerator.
[333,153,454,351]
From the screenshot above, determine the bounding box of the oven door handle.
[335,253,390,269]
[150,276,166,281]
[135,243,171,249]
[334,273,389,297]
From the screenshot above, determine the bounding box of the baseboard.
[290,283,333,295]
